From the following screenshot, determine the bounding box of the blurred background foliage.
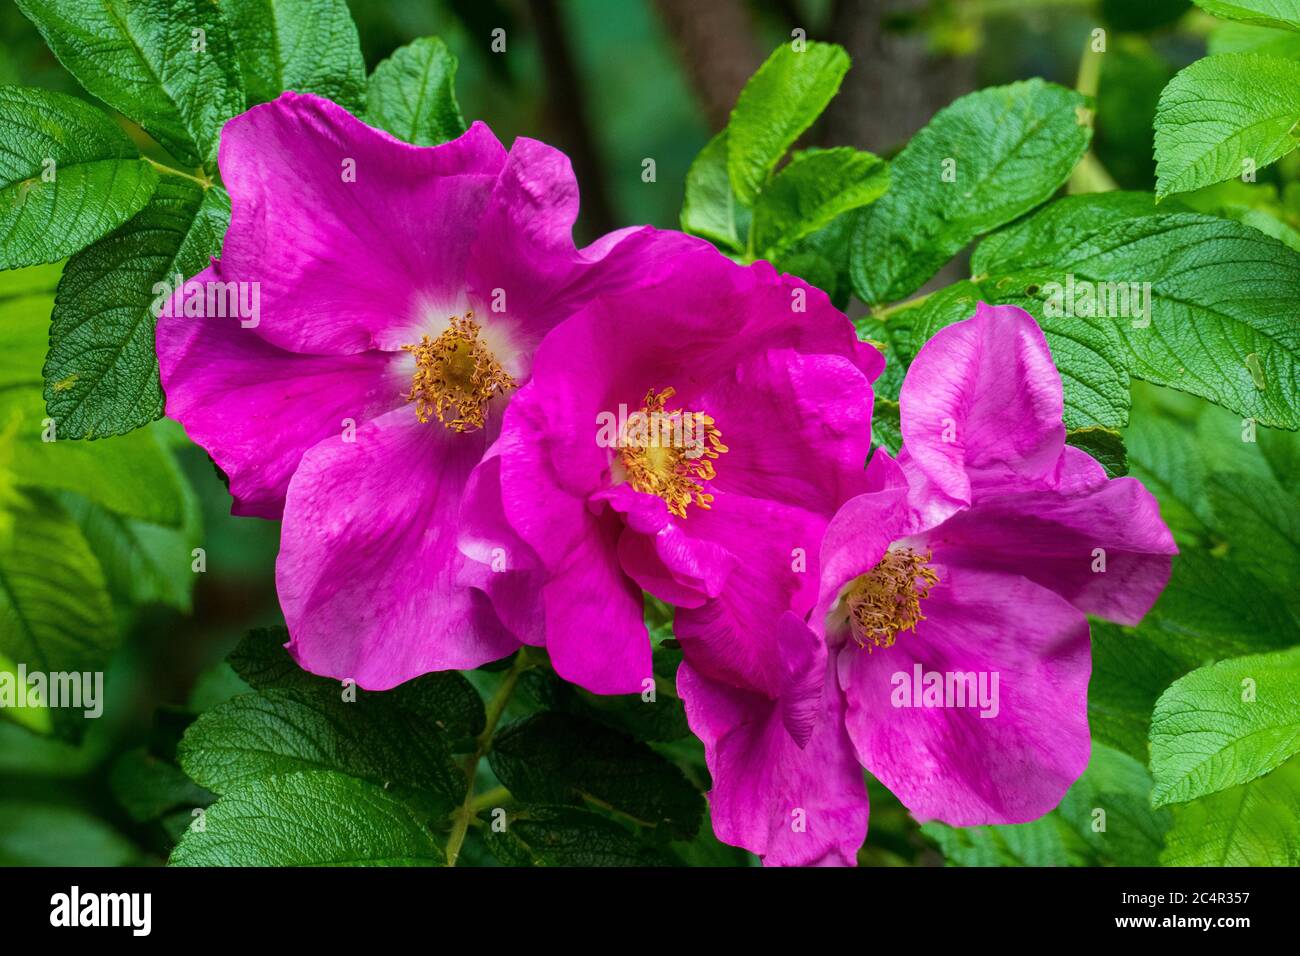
[1,0,1296,866]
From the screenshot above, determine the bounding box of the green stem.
[870,289,935,321]
[144,157,213,190]
[469,785,512,814]
[444,652,531,866]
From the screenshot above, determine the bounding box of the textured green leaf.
[0,86,158,269]
[774,212,856,309]
[483,804,674,867]
[223,0,366,113]
[366,36,465,146]
[1194,0,1300,31]
[489,712,702,839]
[681,131,743,251]
[16,0,244,168]
[1161,754,1300,865]
[1150,647,1300,806]
[227,626,485,744]
[964,195,1300,429]
[751,147,888,259]
[1154,54,1300,198]
[850,79,1091,304]
[169,771,444,866]
[726,42,849,205]
[177,685,465,813]
[44,179,230,438]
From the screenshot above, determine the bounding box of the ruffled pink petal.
[837,564,1091,825]
[465,138,706,368]
[541,505,652,695]
[899,303,1066,508]
[680,653,866,867]
[217,93,507,355]
[497,387,650,694]
[673,493,824,697]
[456,442,545,646]
[930,471,1176,625]
[696,347,874,514]
[277,408,519,689]
[157,265,405,518]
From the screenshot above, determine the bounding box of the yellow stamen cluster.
[619,387,727,518]
[844,547,940,651]
[402,313,516,432]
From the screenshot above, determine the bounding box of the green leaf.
[1124,411,1215,545]
[1209,21,1300,57]
[1154,54,1300,198]
[177,685,466,814]
[750,148,888,259]
[1088,620,1202,761]
[906,277,1131,431]
[925,744,1169,867]
[223,0,366,113]
[169,770,445,866]
[1194,0,1300,31]
[1055,744,1171,866]
[16,0,244,168]
[0,86,158,269]
[483,804,675,867]
[921,816,1084,867]
[1161,754,1300,865]
[851,79,1091,304]
[726,42,849,206]
[519,669,690,744]
[0,368,192,524]
[57,483,201,612]
[0,495,114,679]
[110,746,211,822]
[0,801,138,865]
[1206,471,1300,587]
[489,712,703,839]
[366,37,466,147]
[681,131,744,251]
[44,179,230,438]
[227,627,485,745]
[774,211,856,309]
[1150,647,1300,807]
[962,194,1300,429]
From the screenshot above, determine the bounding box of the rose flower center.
[619,386,727,519]
[844,547,940,651]
[403,312,516,432]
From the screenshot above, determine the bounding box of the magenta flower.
[466,247,884,694]
[156,93,695,688]
[678,304,1177,866]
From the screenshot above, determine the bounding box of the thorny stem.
[444,652,532,866]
